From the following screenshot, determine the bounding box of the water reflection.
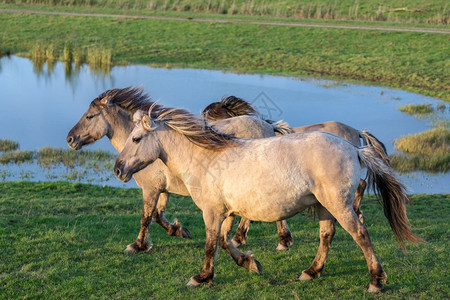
[0,55,448,193]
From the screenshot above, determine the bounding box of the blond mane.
[149,106,236,150]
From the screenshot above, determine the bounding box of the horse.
[66,87,294,252]
[114,104,422,292]
[202,97,391,225]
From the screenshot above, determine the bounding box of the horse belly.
[227,185,317,222]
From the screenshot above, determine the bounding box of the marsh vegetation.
[390,126,450,173]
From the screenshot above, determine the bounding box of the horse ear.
[99,96,112,107]
[142,115,158,131]
[133,110,145,125]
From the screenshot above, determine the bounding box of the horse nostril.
[114,167,122,178]
[66,136,74,144]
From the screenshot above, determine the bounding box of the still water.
[0,56,448,193]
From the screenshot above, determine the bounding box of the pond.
[0,55,448,193]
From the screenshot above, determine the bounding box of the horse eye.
[132,137,142,143]
[86,115,94,120]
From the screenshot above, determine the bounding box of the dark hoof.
[124,241,153,254]
[242,252,262,274]
[180,227,192,239]
[171,219,192,239]
[249,257,262,274]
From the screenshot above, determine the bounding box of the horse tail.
[265,120,294,135]
[359,130,390,166]
[202,96,258,121]
[357,146,424,250]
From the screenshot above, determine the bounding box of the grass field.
[1,0,449,24]
[0,9,449,101]
[0,181,448,298]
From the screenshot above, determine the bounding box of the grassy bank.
[390,126,450,173]
[0,181,448,298]
[0,10,449,100]
[1,0,448,24]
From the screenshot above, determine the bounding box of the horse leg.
[299,204,335,280]
[353,179,366,223]
[220,216,262,273]
[124,189,159,253]
[330,205,387,293]
[187,210,224,286]
[276,220,294,251]
[153,192,191,238]
[232,217,250,247]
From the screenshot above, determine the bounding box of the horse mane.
[202,96,258,122]
[92,86,158,113]
[150,105,237,151]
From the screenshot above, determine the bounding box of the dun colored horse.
[115,104,422,292]
[67,87,294,252]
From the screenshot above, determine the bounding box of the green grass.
[0,181,448,298]
[0,11,449,100]
[390,127,450,173]
[0,139,19,152]
[399,103,434,115]
[2,0,449,24]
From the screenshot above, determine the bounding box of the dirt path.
[2,8,450,34]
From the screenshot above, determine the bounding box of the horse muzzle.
[114,161,132,182]
[66,135,82,150]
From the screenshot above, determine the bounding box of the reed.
[0,139,19,152]
[390,127,450,173]
[2,0,447,24]
[399,103,434,115]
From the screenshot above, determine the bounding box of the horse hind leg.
[276,220,294,251]
[232,217,251,247]
[299,204,336,280]
[329,203,387,293]
[153,192,191,239]
[353,179,366,223]
[220,216,262,274]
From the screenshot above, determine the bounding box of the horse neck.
[155,128,220,181]
[107,109,134,152]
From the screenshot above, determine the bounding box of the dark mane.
[201,96,258,122]
[150,105,236,151]
[92,86,154,113]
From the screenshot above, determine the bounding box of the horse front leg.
[124,189,159,253]
[220,216,262,273]
[300,204,335,280]
[153,192,191,239]
[187,211,224,286]
[276,220,294,251]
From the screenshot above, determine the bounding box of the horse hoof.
[186,277,201,287]
[249,257,262,274]
[276,243,290,251]
[180,227,192,239]
[123,242,153,254]
[299,271,315,281]
[368,283,383,293]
